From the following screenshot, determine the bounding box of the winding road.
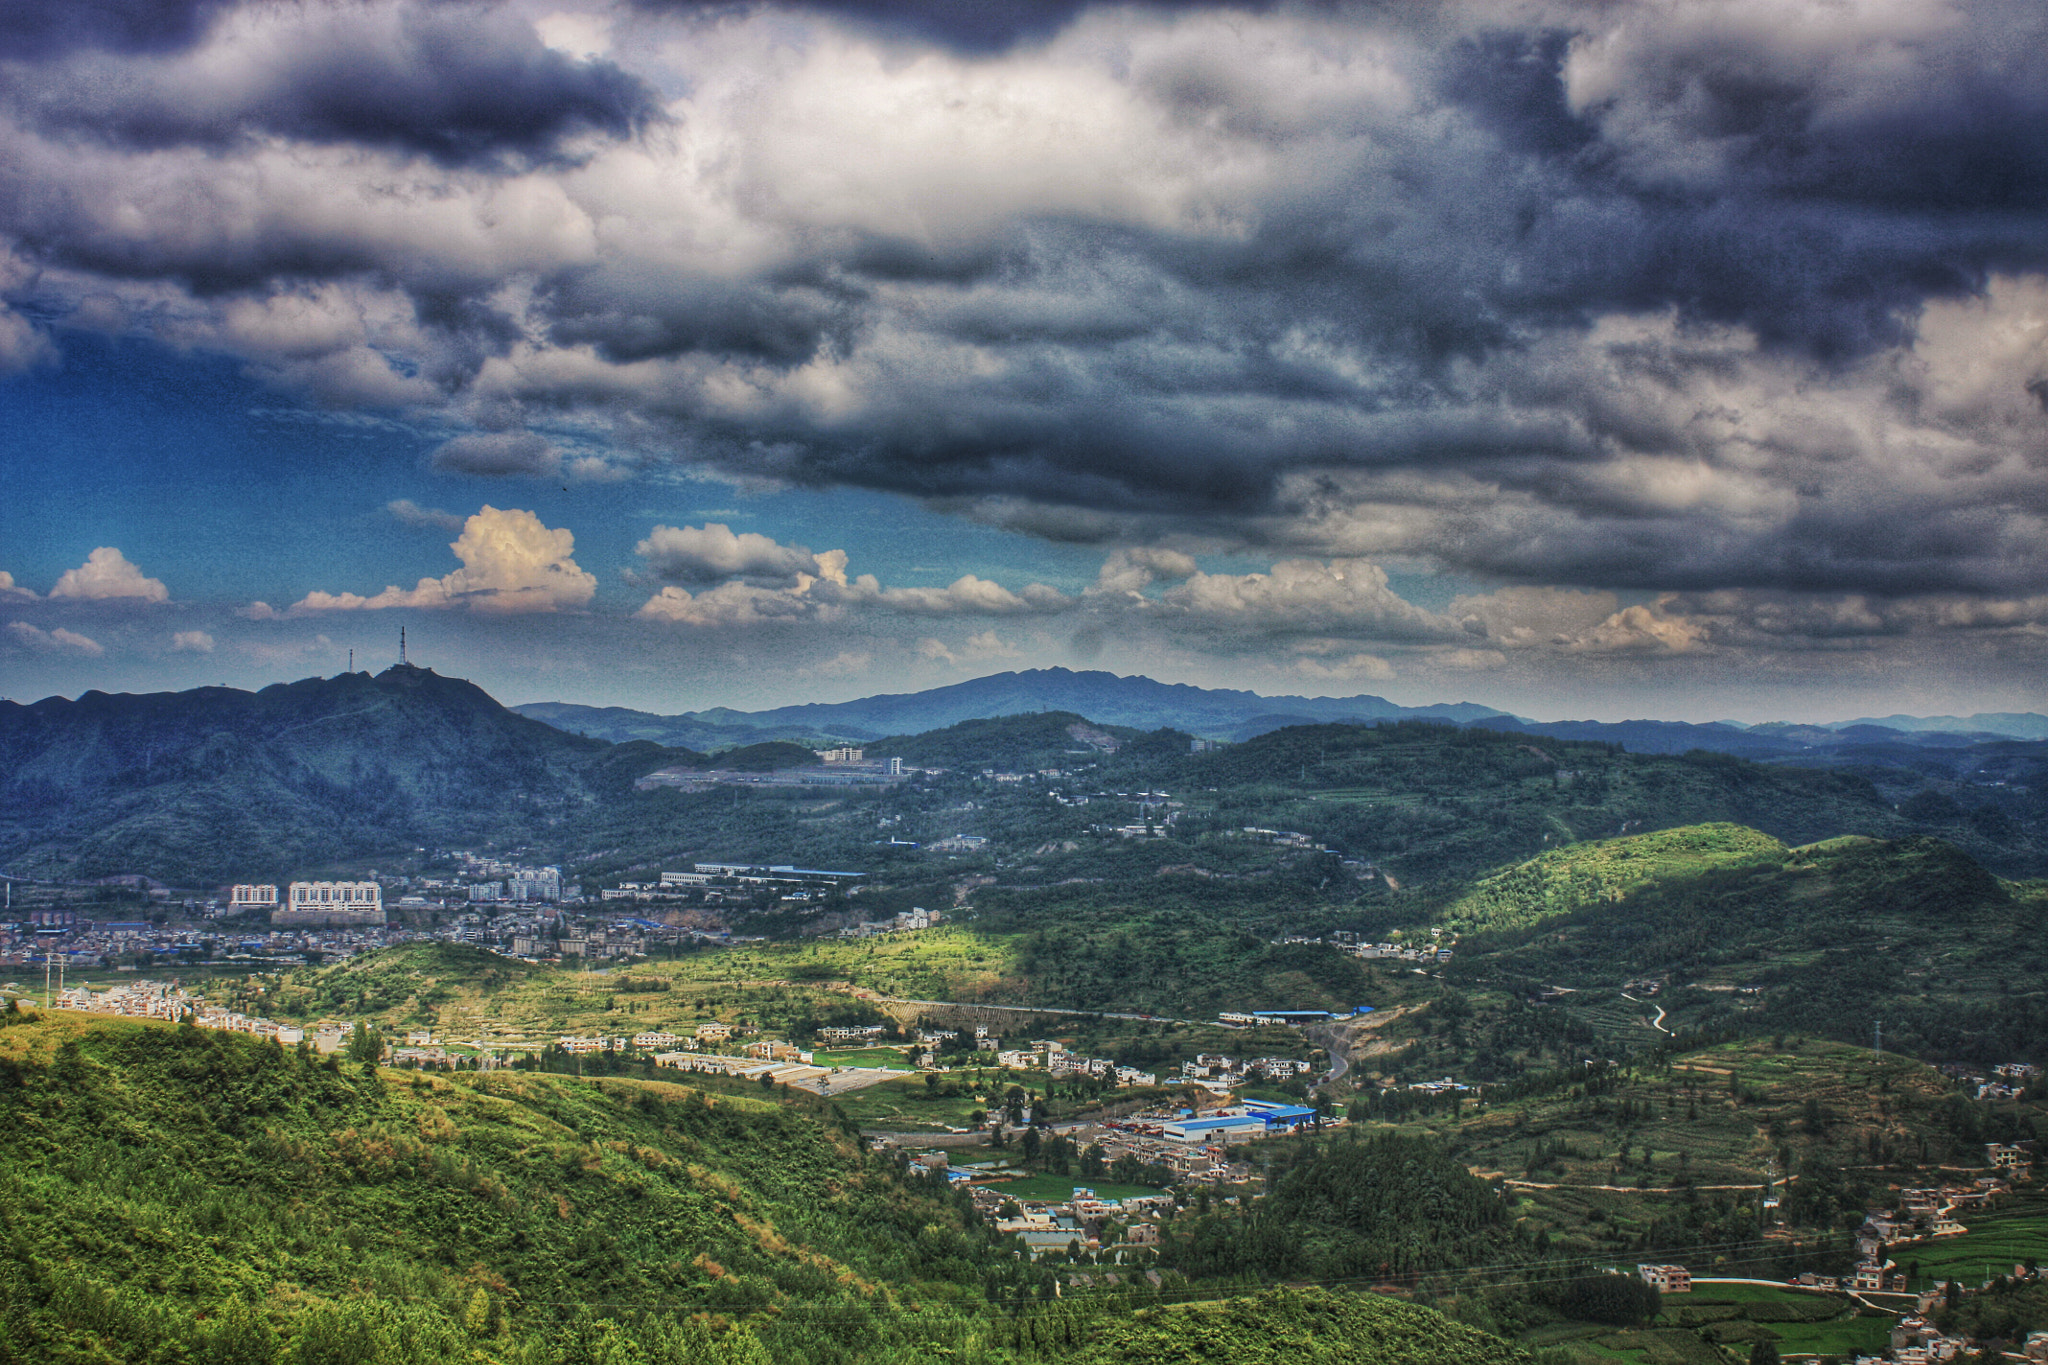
[1622,992,1673,1035]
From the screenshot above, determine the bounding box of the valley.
[1,667,2044,1365]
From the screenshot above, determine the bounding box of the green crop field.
[1888,1204,2048,1286]
[814,1046,917,1068]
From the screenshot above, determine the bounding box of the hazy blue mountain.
[1821,711,2048,739]
[517,668,1512,747]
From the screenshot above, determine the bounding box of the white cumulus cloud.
[294,506,597,614]
[49,547,168,602]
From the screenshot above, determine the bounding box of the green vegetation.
[712,741,825,772]
[1442,825,1787,937]
[1891,1204,2048,1286]
[1072,1288,1531,1365]
[1167,1132,1519,1282]
[0,1010,1539,1365]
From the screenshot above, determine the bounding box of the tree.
[345,1021,384,1065]
[1748,1340,1781,1365]
[1021,1127,1042,1163]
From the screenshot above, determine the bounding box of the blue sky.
[4,0,2048,722]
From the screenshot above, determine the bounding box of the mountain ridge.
[515,668,2048,756]
[520,668,1513,748]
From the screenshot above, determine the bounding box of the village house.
[1638,1265,1691,1294]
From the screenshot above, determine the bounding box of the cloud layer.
[4,0,2048,699]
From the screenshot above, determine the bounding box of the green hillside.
[1450,829,2048,1061]
[1441,824,1788,936]
[0,1009,1539,1365]
[0,1009,977,1363]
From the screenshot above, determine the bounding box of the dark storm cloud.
[8,0,2048,616]
[19,4,662,170]
[629,0,1282,55]
[540,269,854,365]
[0,0,228,60]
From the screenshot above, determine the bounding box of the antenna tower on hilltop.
[400,626,407,665]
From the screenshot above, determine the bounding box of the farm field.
[813,1046,917,1068]
[827,1076,995,1132]
[1887,1202,2048,1287]
[1531,1284,1893,1364]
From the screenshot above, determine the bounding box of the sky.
[3,0,2047,722]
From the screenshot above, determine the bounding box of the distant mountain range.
[6,665,2045,886]
[518,669,1511,749]
[517,668,2048,756]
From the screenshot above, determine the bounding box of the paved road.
[1621,992,1673,1034]
[1306,1021,1349,1088]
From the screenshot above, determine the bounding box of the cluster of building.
[0,913,413,970]
[593,859,864,900]
[974,1183,1179,1259]
[1851,1312,2048,1364]
[1114,1098,1324,1145]
[841,906,944,938]
[1177,1053,1312,1092]
[43,978,359,1051]
[231,881,386,927]
[1940,1060,2044,1102]
[990,1039,1157,1088]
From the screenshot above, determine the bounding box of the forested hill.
[0,665,697,884]
[0,1009,1535,1365]
[1447,826,2048,1062]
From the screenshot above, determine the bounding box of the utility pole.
[1873,1020,1883,1063]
